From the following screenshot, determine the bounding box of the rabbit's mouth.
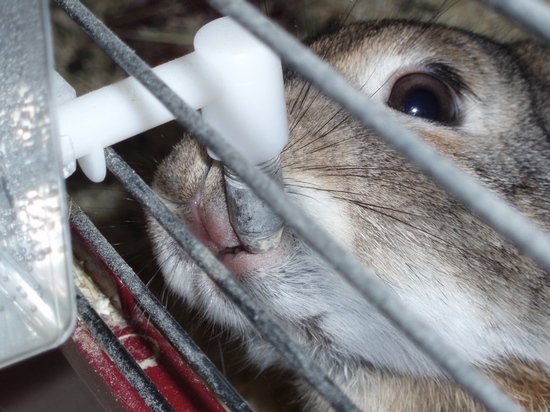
[185,168,288,277]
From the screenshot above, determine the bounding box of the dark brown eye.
[387,73,460,125]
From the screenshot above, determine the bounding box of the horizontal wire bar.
[55,0,523,411]
[69,200,253,412]
[76,291,174,412]
[103,148,361,412]
[479,0,550,41]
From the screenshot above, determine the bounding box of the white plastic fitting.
[57,17,288,182]
[195,18,289,164]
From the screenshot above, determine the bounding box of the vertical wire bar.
[55,0,524,411]
[69,201,253,412]
[56,1,359,410]
[103,148,362,412]
[76,292,174,412]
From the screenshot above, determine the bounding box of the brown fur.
[299,360,550,411]
[149,20,550,411]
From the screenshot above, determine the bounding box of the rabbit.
[147,19,550,411]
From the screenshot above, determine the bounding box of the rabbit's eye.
[387,73,459,125]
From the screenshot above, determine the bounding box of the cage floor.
[0,349,103,412]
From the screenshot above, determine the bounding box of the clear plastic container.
[0,0,75,369]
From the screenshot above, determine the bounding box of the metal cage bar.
[103,148,361,411]
[69,200,252,412]
[480,0,550,41]
[53,0,550,411]
[75,291,174,412]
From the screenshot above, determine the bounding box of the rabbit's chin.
[157,227,454,377]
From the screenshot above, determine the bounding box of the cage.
[0,0,549,411]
